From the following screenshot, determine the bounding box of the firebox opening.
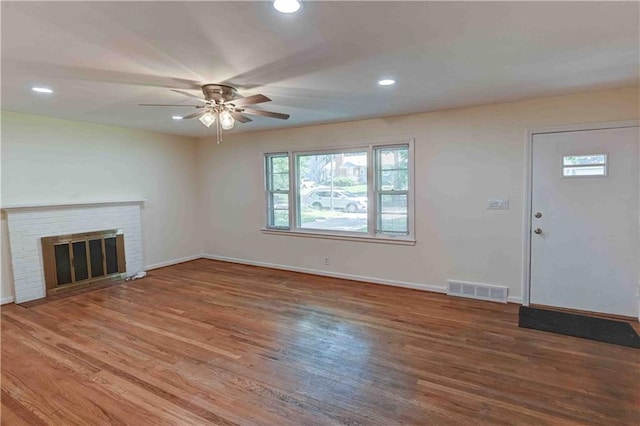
[42,229,126,296]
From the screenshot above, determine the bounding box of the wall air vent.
[447,280,508,303]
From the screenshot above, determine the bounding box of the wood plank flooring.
[2,259,639,425]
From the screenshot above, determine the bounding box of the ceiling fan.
[140,84,290,143]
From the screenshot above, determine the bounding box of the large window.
[265,141,413,241]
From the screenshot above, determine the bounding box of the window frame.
[263,139,415,244]
[373,144,411,236]
[264,152,292,230]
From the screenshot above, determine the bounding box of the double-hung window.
[374,145,410,235]
[265,140,414,242]
[265,153,290,229]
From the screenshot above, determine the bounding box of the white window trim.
[264,153,291,230]
[263,139,415,243]
[373,144,413,237]
[261,228,416,245]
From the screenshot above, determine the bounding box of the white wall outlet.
[487,198,509,210]
[324,257,330,265]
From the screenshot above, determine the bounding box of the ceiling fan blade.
[171,89,207,102]
[182,110,207,120]
[139,104,203,107]
[230,112,252,123]
[227,94,271,107]
[241,108,290,120]
[9,60,203,90]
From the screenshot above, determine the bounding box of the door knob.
[534,212,542,218]
[534,228,542,235]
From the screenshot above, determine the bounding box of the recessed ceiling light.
[273,0,301,14]
[172,115,183,120]
[32,87,53,93]
[378,79,396,86]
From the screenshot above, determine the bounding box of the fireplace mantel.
[1,199,147,211]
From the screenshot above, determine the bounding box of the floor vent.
[447,280,508,303]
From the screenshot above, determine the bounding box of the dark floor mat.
[518,306,640,348]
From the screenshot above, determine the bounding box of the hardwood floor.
[2,259,639,425]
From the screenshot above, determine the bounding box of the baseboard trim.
[1,296,15,305]
[0,254,203,305]
[0,253,523,306]
[203,254,447,295]
[144,254,203,271]
[508,296,523,304]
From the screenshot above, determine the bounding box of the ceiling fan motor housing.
[202,84,237,103]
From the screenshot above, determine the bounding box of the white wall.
[2,87,637,304]
[197,87,639,301]
[1,111,202,301]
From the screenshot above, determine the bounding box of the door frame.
[521,120,639,311]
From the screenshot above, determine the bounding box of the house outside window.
[264,140,414,242]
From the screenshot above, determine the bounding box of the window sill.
[261,229,416,246]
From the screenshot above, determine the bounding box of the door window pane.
[563,154,606,166]
[563,154,607,177]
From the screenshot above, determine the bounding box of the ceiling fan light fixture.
[273,0,301,14]
[140,84,288,143]
[199,112,216,128]
[219,110,235,130]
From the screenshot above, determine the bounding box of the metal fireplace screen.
[42,229,126,296]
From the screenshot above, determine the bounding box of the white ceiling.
[2,1,638,137]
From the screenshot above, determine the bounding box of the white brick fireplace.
[3,200,145,303]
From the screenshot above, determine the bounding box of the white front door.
[530,126,639,317]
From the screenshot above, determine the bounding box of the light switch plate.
[487,198,509,210]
